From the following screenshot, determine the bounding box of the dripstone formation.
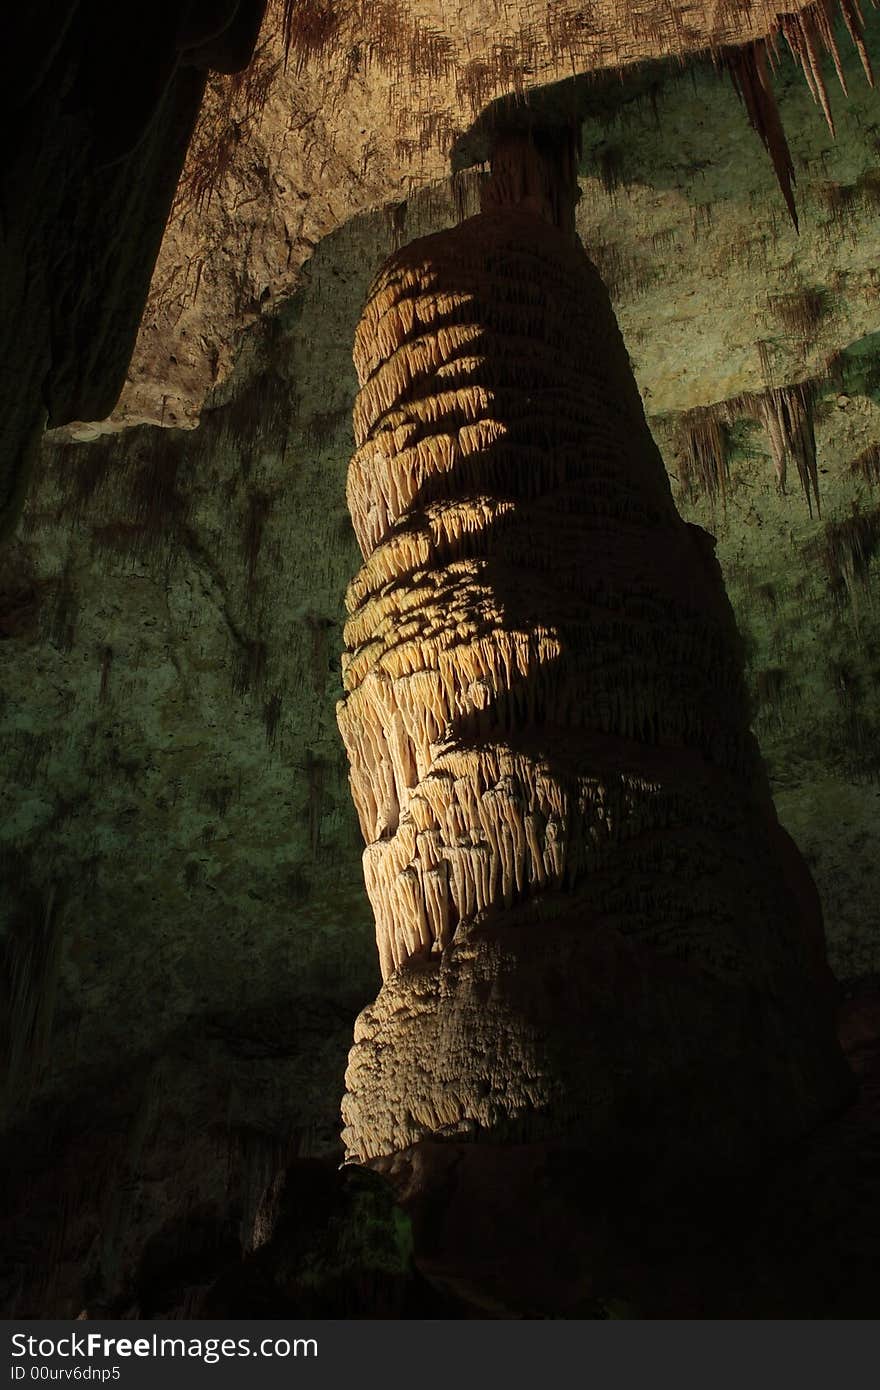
[337,169,852,1174]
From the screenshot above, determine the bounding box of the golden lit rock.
[338,192,852,1168]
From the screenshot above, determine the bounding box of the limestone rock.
[338,205,852,1167]
[120,0,865,431]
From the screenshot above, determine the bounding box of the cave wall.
[670,399,880,979]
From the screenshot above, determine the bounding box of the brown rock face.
[0,1,267,537]
[118,0,872,436]
[338,204,852,1171]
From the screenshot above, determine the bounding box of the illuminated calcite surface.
[338,192,852,1167]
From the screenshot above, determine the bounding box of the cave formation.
[338,129,850,1210]
[2,0,880,1320]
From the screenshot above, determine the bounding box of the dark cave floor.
[4,979,879,1319]
[117,980,880,1319]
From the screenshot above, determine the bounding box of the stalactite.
[99,646,113,704]
[305,749,326,860]
[48,563,78,652]
[233,636,268,696]
[243,489,273,599]
[838,0,875,87]
[755,665,789,711]
[815,180,860,227]
[675,381,822,512]
[595,143,625,198]
[386,199,408,252]
[205,780,236,818]
[755,384,821,515]
[724,43,799,230]
[757,339,775,384]
[779,0,874,135]
[675,408,730,503]
[263,690,283,747]
[780,5,836,134]
[723,1,876,229]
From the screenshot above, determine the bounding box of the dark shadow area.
[0,2,268,538]
[36,978,877,1318]
[451,60,674,172]
[375,974,880,1317]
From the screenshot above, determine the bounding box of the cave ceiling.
[87,0,877,432]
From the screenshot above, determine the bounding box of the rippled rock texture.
[338,205,852,1170]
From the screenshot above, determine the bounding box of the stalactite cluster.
[755,384,821,513]
[723,0,874,228]
[281,0,341,71]
[675,408,730,503]
[779,0,873,136]
[175,35,282,213]
[172,0,879,253]
[674,383,820,513]
[338,205,850,1166]
[0,547,39,641]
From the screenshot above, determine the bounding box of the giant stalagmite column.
[337,133,852,1187]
